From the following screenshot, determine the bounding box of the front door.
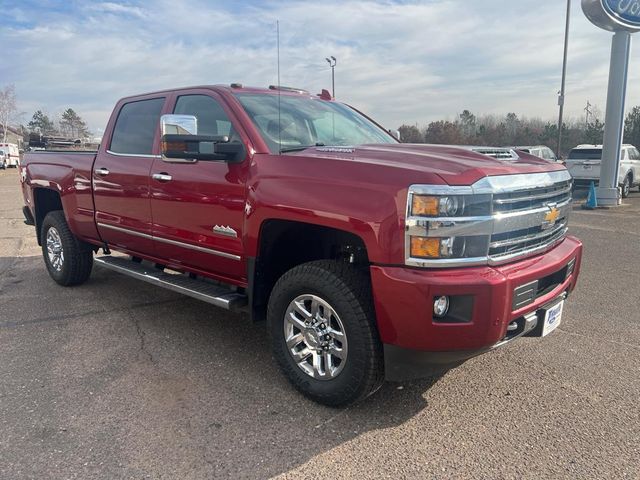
[93,96,166,255]
[149,92,248,283]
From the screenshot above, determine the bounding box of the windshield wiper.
[280,143,325,153]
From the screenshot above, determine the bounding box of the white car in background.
[0,151,6,169]
[565,144,640,198]
[512,145,559,163]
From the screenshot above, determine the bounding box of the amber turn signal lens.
[410,236,441,258]
[162,141,187,152]
[411,195,439,216]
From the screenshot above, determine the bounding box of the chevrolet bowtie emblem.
[542,206,560,230]
[545,207,560,223]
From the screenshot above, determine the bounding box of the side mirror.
[161,114,198,136]
[388,129,401,141]
[160,114,245,163]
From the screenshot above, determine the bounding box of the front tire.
[268,260,384,407]
[41,211,93,286]
[622,174,631,198]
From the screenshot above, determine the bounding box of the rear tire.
[267,260,384,407]
[41,211,93,286]
[622,174,631,198]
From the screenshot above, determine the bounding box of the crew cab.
[19,84,582,406]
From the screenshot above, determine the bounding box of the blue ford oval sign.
[604,0,640,26]
[583,0,640,32]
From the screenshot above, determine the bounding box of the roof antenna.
[277,20,282,155]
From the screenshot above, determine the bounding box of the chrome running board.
[94,256,247,311]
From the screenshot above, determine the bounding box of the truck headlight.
[412,195,463,216]
[409,236,489,259]
[410,194,491,217]
[406,187,492,266]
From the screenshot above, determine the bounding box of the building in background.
[0,126,24,149]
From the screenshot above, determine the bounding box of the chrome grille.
[489,219,568,259]
[493,179,572,213]
[488,176,572,263]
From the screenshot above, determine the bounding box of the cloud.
[86,2,146,18]
[2,0,639,133]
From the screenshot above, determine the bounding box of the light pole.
[557,0,571,159]
[326,56,337,99]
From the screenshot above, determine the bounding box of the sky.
[2,0,640,137]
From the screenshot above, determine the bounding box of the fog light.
[565,257,576,279]
[433,296,450,317]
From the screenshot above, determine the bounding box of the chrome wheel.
[284,294,348,380]
[46,227,64,271]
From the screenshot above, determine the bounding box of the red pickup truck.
[20,84,582,406]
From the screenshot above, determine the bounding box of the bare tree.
[0,85,18,143]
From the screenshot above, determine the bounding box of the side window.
[631,148,640,160]
[110,98,165,155]
[174,94,238,140]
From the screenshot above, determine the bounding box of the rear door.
[93,96,167,255]
[149,91,249,282]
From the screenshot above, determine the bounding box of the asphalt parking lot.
[1,167,639,479]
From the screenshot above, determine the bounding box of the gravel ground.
[0,167,638,479]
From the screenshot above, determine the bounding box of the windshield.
[235,93,397,153]
[568,149,602,160]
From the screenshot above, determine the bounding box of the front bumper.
[370,236,583,380]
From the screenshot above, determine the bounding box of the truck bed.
[22,149,99,243]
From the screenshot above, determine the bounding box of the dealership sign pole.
[582,0,640,205]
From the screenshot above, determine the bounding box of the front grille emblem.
[542,205,560,230]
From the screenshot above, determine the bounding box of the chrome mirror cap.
[160,114,198,136]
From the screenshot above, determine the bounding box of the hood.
[294,143,566,186]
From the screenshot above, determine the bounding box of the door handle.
[94,167,110,176]
[152,173,172,182]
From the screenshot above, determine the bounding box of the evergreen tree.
[624,106,640,146]
[60,108,89,138]
[27,110,56,135]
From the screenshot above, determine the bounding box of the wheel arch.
[248,219,370,322]
[33,187,64,245]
